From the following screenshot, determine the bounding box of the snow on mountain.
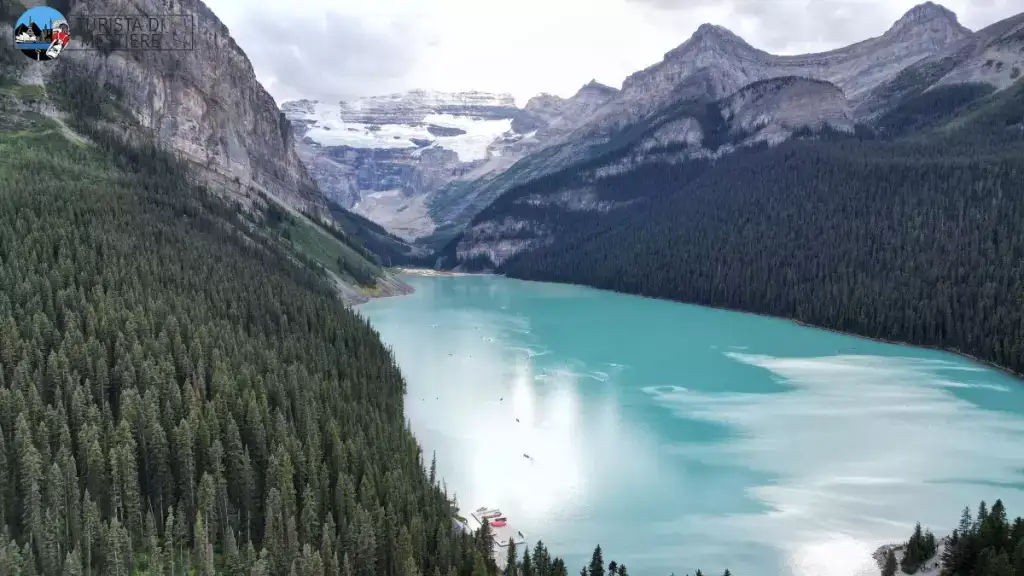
[281,90,543,240]
[286,101,514,162]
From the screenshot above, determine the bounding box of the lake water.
[359,275,1024,576]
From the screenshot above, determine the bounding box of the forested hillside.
[477,79,1024,375]
[0,42,681,576]
[0,72,459,574]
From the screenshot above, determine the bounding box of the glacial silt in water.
[359,275,1024,576]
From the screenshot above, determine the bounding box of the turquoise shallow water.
[359,275,1024,576]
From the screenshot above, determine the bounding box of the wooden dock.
[470,506,527,568]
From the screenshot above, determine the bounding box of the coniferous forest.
[0,73,479,575]
[897,500,1024,576]
[483,80,1024,376]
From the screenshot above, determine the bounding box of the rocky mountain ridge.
[444,6,1024,270]
[418,3,1023,253]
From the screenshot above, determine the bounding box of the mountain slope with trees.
[446,78,1024,376]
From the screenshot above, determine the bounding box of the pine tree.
[588,545,604,576]
[16,415,43,549]
[506,538,518,576]
[194,512,215,576]
[63,548,83,576]
[1014,539,1024,576]
[883,548,897,576]
[146,509,163,576]
[473,552,489,576]
[163,507,175,576]
[476,518,494,568]
[105,517,130,576]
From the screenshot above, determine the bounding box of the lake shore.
[872,538,947,576]
[488,273,1024,382]
[394,267,485,277]
[382,268,1024,381]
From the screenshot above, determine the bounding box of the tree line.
[886,500,1024,576]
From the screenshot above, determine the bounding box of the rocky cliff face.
[46,0,324,213]
[281,91,526,241]
[12,0,411,299]
[564,2,969,147]
[930,12,1024,90]
[855,12,1024,119]
[721,77,854,144]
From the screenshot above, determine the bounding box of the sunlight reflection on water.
[362,276,1024,576]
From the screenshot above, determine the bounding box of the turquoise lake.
[359,275,1024,576]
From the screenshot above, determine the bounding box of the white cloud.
[203,0,1023,105]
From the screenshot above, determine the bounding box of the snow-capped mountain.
[281,87,613,241]
[282,91,546,240]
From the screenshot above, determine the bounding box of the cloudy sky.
[203,0,1021,106]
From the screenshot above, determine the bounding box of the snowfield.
[298,102,513,162]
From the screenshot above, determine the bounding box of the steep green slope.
[327,205,425,267]
[0,55,633,576]
[470,79,1024,376]
[0,75,456,575]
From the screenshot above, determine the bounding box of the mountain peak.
[666,23,752,58]
[691,23,746,44]
[577,80,618,96]
[889,2,965,33]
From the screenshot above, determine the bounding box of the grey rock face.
[931,12,1024,90]
[855,12,1023,119]
[57,0,323,213]
[580,1,969,143]
[721,77,854,144]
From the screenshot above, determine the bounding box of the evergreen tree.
[194,512,215,576]
[883,548,897,576]
[63,548,83,576]
[506,538,518,576]
[588,545,605,576]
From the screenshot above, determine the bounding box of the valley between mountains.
[1,0,1023,574]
